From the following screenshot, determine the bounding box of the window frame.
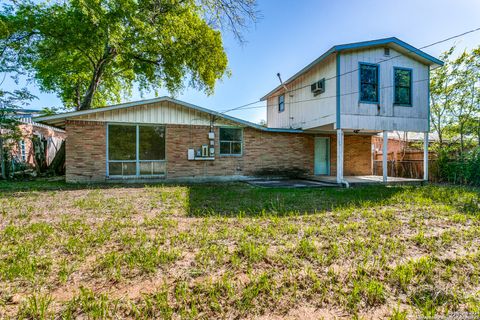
[106,123,166,178]
[278,94,285,113]
[358,62,380,104]
[219,126,243,157]
[19,140,26,162]
[393,67,413,107]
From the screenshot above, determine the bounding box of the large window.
[359,63,379,103]
[394,67,412,106]
[219,127,242,156]
[278,94,285,112]
[107,124,165,177]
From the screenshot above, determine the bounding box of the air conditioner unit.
[311,78,325,96]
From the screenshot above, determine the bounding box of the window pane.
[360,84,378,102]
[108,125,136,160]
[109,162,136,176]
[360,65,377,84]
[231,142,242,154]
[139,126,165,160]
[220,128,242,141]
[278,95,285,112]
[140,161,165,175]
[220,141,231,154]
[395,87,410,105]
[395,69,411,87]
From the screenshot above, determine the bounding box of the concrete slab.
[246,179,336,188]
[309,175,423,186]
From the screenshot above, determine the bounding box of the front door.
[314,137,330,175]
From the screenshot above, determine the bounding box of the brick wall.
[166,125,314,179]
[65,120,106,183]
[64,120,372,182]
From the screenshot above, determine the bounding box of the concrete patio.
[310,175,424,186]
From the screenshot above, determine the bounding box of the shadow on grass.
[1,179,478,217]
[186,183,405,217]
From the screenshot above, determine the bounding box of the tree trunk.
[0,137,5,179]
[78,44,117,111]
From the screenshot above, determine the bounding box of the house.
[35,37,443,184]
[1,109,65,176]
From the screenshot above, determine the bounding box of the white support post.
[382,131,388,183]
[336,129,344,184]
[423,132,429,182]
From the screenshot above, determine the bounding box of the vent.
[384,47,390,56]
[311,78,325,96]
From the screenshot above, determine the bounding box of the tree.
[1,0,258,111]
[430,47,459,147]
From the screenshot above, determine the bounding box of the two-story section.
[261,37,443,184]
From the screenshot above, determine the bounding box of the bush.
[436,147,480,186]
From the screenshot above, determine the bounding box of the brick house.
[36,37,443,183]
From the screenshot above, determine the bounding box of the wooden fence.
[373,160,439,181]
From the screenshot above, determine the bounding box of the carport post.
[383,131,388,183]
[423,132,429,181]
[336,129,344,184]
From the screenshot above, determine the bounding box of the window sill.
[359,100,380,105]
[191,157,215,161]
[393,103,412,107]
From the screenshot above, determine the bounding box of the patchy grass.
[0,181,479,318]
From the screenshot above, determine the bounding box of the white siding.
[266,54,337,129]
[339,48,429,132]
[72,100,233,126]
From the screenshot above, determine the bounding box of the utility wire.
[216,27,480,115]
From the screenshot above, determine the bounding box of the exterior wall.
[65,120,106,182]
[166,125,314,178]
[339,48,429,132]
[63,121,372,182]
[73,99,232,127]
[326,134,372,176]
[266,54,337,129]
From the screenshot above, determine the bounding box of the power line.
[216,27,480,115]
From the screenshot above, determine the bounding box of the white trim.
[383,131,388,182]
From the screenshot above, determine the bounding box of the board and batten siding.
[339,47,429,132]
[266,54,337,130]
[71,100,233,126]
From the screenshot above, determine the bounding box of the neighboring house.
[36,37,443,183]
[2,109,65,171]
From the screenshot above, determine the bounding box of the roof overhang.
[260,37,444,101]
[34,96,303,133]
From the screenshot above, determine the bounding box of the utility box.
[208,132,215,139]
[187,149,195,160]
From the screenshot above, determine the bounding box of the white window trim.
[219,127,243,157]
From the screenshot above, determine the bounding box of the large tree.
[1,0,257,110]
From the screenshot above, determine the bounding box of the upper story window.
[278,94,285,112]
[359,63,379,103]
[394,67,412,106]
[219,127,242,156]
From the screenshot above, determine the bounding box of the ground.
[0,181,479,319]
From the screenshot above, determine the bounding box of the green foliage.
[437,147,480,186]
[430,46,480,152]
[1,0,257,110]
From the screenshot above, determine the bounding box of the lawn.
[0,181,479,319]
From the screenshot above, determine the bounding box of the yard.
[0,181,479,319]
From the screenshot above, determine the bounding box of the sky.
[3,0,480,123]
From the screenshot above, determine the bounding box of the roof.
[260,37,444,101]
[34,96,302,133]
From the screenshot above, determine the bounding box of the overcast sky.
[4,0,480,123]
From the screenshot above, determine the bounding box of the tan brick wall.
[166,125,314,178]
[314,134,372,176]
[65,120,106,183]
[63,121,372,182]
